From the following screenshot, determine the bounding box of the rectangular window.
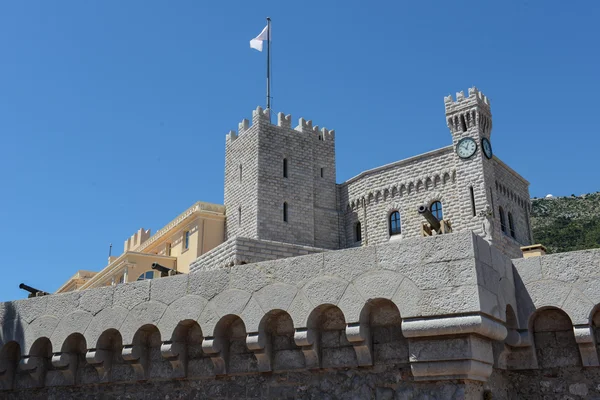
[470,186,476,216]
[165,242,171,256]
[184,231,190,250]
[320,167,324,178]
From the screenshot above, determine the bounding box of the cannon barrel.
[418,205,441,232]
[151,262,180,277]
[19,283,49,297]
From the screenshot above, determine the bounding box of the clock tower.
[445,87,500,244]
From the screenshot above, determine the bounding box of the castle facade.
[2,88,599,400]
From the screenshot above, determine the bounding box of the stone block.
[79,286,114,316]
[120,301,167,344]
[113,280,150,310]
[50,310,93,350]
[150,274,188,306]
[323,245,377,282]
[253,283,298,314]
[188,268,229,300]
[409,335,493,364]
[302,276,348,307]
[263,253,324,289]
[12,296,48,324]
[229,264,271,293]
[157,295,207,340]
[352,270,404,301]
[83,306,128,347]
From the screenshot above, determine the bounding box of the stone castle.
[1,88,599,399]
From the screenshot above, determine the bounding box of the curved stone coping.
[513,247,600,326]
[402,314,507,341]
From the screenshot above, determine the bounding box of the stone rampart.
[1,232,599,399]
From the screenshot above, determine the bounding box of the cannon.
[418,205,451,236]
[19,283,50,298]
[418,205,441,232]
[151,262,181,278]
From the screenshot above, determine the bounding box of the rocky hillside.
[531,192,600,254]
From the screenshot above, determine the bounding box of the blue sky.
[0,1,598,301]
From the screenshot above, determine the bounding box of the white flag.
[250,24,270,51]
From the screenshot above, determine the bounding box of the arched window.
[430,201,443,220]
[508,212,515,238]
[283,202,288,222]
[499,207,507,233]
[283,158,288,178]
[355,222,362,242]
[137,271,154,281]
[238,207,242,226]
[389,211,401,236]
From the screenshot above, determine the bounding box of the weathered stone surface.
[513,256,542,284]
[50,310,93,349]
[239,297,265,332]
[150,273,188,305]
[353,270,403,301]
[337,284,366,323]
[264,253,324,288]
[120,301,167,344]
[23,315,59,353]
[45,292,80,317]
[113,280,150,310]
[323,245,377,282]
[253,283,297,314]
[209,289,251,318]
[561,288,595,325]
[83,306,128,347]
[1,231,600,397]
[12,297,47,324]
[157,295,207,339]
[79,286,114,316]
[229,264,271,293]
[188,268,229,300]
[302,276,348,307]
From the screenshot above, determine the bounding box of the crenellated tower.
[445,88,503,248]
[224,107,339,249]
[445,87,530,257]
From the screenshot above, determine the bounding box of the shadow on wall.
[512,267,535,331]
[0,302,25,390]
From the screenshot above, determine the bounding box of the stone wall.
[224,88,532,257]
[336,88,530,258]
[2,232,600,398]
[338,147,459,247]
[189,236,325,272]
[1,365,487,399]
[224,117,260,240]
[224,108,339,250]
[492,159,532,257]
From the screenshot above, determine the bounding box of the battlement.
[123,228,151,253]
[444,86,490,115]
[226,106,335,144]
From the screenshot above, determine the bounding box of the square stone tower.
[445,88,526,256]
[224,107,340,249]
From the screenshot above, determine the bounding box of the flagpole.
[266,17,271,111]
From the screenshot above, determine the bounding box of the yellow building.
[56,201,225,293]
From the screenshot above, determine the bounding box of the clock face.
[456,138,477,159]
[481,137,493,159]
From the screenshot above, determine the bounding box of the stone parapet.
[1,232,599,397]
[189,236,326,272]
